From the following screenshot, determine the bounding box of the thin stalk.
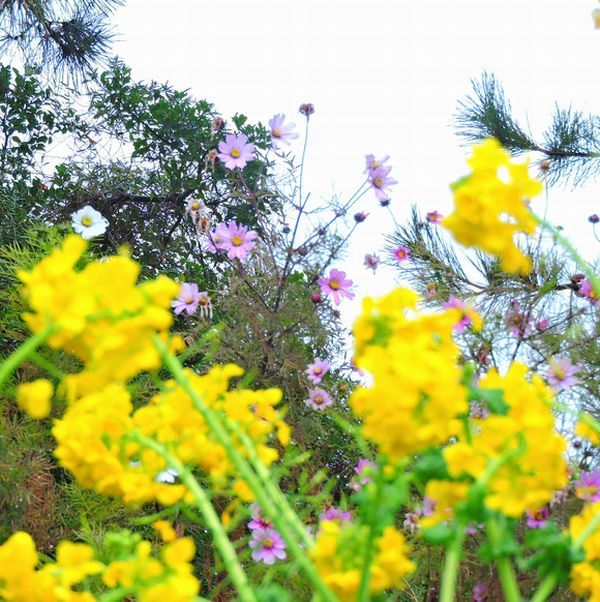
[439,526,466,602]
[356,470,384,601]
[0,326,57,388]
[130,433,257,602]
[153,337,336,602]
[533,213,600,295]
[486,518,521,602]
[530,575,558,602]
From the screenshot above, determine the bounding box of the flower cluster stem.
[439,526,466,602]
[486,518,521,602]
[153,337,336,602]
[130,433,257,602]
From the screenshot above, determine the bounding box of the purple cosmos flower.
[504,301,532,339]
[172,283,202,316]
[268,114,299,148]
[249,527,287,565]
[403,510,421,535]
[354,211,368,223]
[581,278,599,304]
[421,497,436,517]
[424,283,437,300]
[214,221,258,260]
[305,388,333,411]
[299,103,315,117]
[317,268,355,305]
[426,210,443,224]
[472,582,490,602]
[547,357,581,392]
[392,245,409,262]
[589,214,599,224]
[201,229,227,253]
[319,506,352,523]
[442,296,474,334]
[575,470,600,502]
[349,458,375,492]
[364,153,390,174]
[364,253,380,273]
[368,165,397,202]
[526,507,549,528]
[305,359,330,385]
[248,504,273,531]
[536,318,550,332]
[217,133,255,169]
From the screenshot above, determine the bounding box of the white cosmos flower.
[71,205,109,239]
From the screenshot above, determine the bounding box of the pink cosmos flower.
[171,283,202,316]
[505,301,532,339]
[305,388,333,411]
[442,296,474,334]
[426,210,443,224]
[473,582,490,602]
[249,528,287,565]
[364,253,380,273]
[349,458,375,492]
[526,507,549,529]
[217,133,255,169]
[581,278,599,304]
[215,221,258,260]
[364,153,390,174]
[392,245,409,262]
[201,229,227,254]
[268,114,299,148]
[576,470,600,502]
[319,506,352,523]
[317,268,355,305]
[536,318,550,332]
[403,511,421,535]
[368,165,398,201]
[305,359,330,385]
[424,283,437,300]
[248,504,273,531]
[547,357,581,392]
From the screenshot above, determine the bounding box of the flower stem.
[0,326,57,389]
[439,526,466,602]
[486,518,521,602]
[533,213,600,295]
[153,337,337,602]
[130,432,257,602]
[530,575,558,602]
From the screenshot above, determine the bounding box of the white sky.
[112,0,600,323]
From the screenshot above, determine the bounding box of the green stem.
[130,433,257,602]
[356,469,384,601]
[226,419,312,547]
[439,526,466,602]
[153,337,337,602]
[29,351,64,379]
[486,518,521,602]
[0,326,57,389]
[533,213,600,296]
[530,575,558,602]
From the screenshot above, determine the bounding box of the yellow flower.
[570,503,600,601]
[16,378,53,419]
[442,363,568,518]
[576,415,600,446]
[350,288,469,461]
[311,521,414,601]
[443,138,542,274]
[153,520,177,543]
[420,481,469,528]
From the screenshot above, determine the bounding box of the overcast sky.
[112,0,599,322]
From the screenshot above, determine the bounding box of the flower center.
[263,538,274,549]
[232,235,244,246]
[82,217,93,226]
[554,367,565,380]
[199,297,208,305]
[185,297,194,304]
[191,202,200,210]
[534,510,545,520]
[372,161,380,168]
[329,279,340,290]
[373,177,383,188]
[230,147,241,158]
[313,367,322,374]
[272,128,282,138]
[314,395,324,405]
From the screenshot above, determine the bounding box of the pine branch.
[455,72,600,187]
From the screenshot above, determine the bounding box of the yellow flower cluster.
[53,365,288,505]
[570,503,600,601]
[0,530,199,602]
[311,521,415,601]
[576,415,600,446]
[16,378,54,419]
[350,288,470,461]
[443,138,542,275]
[420,480,470,529]
[17,235,181,402]
[441,363,568,518]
